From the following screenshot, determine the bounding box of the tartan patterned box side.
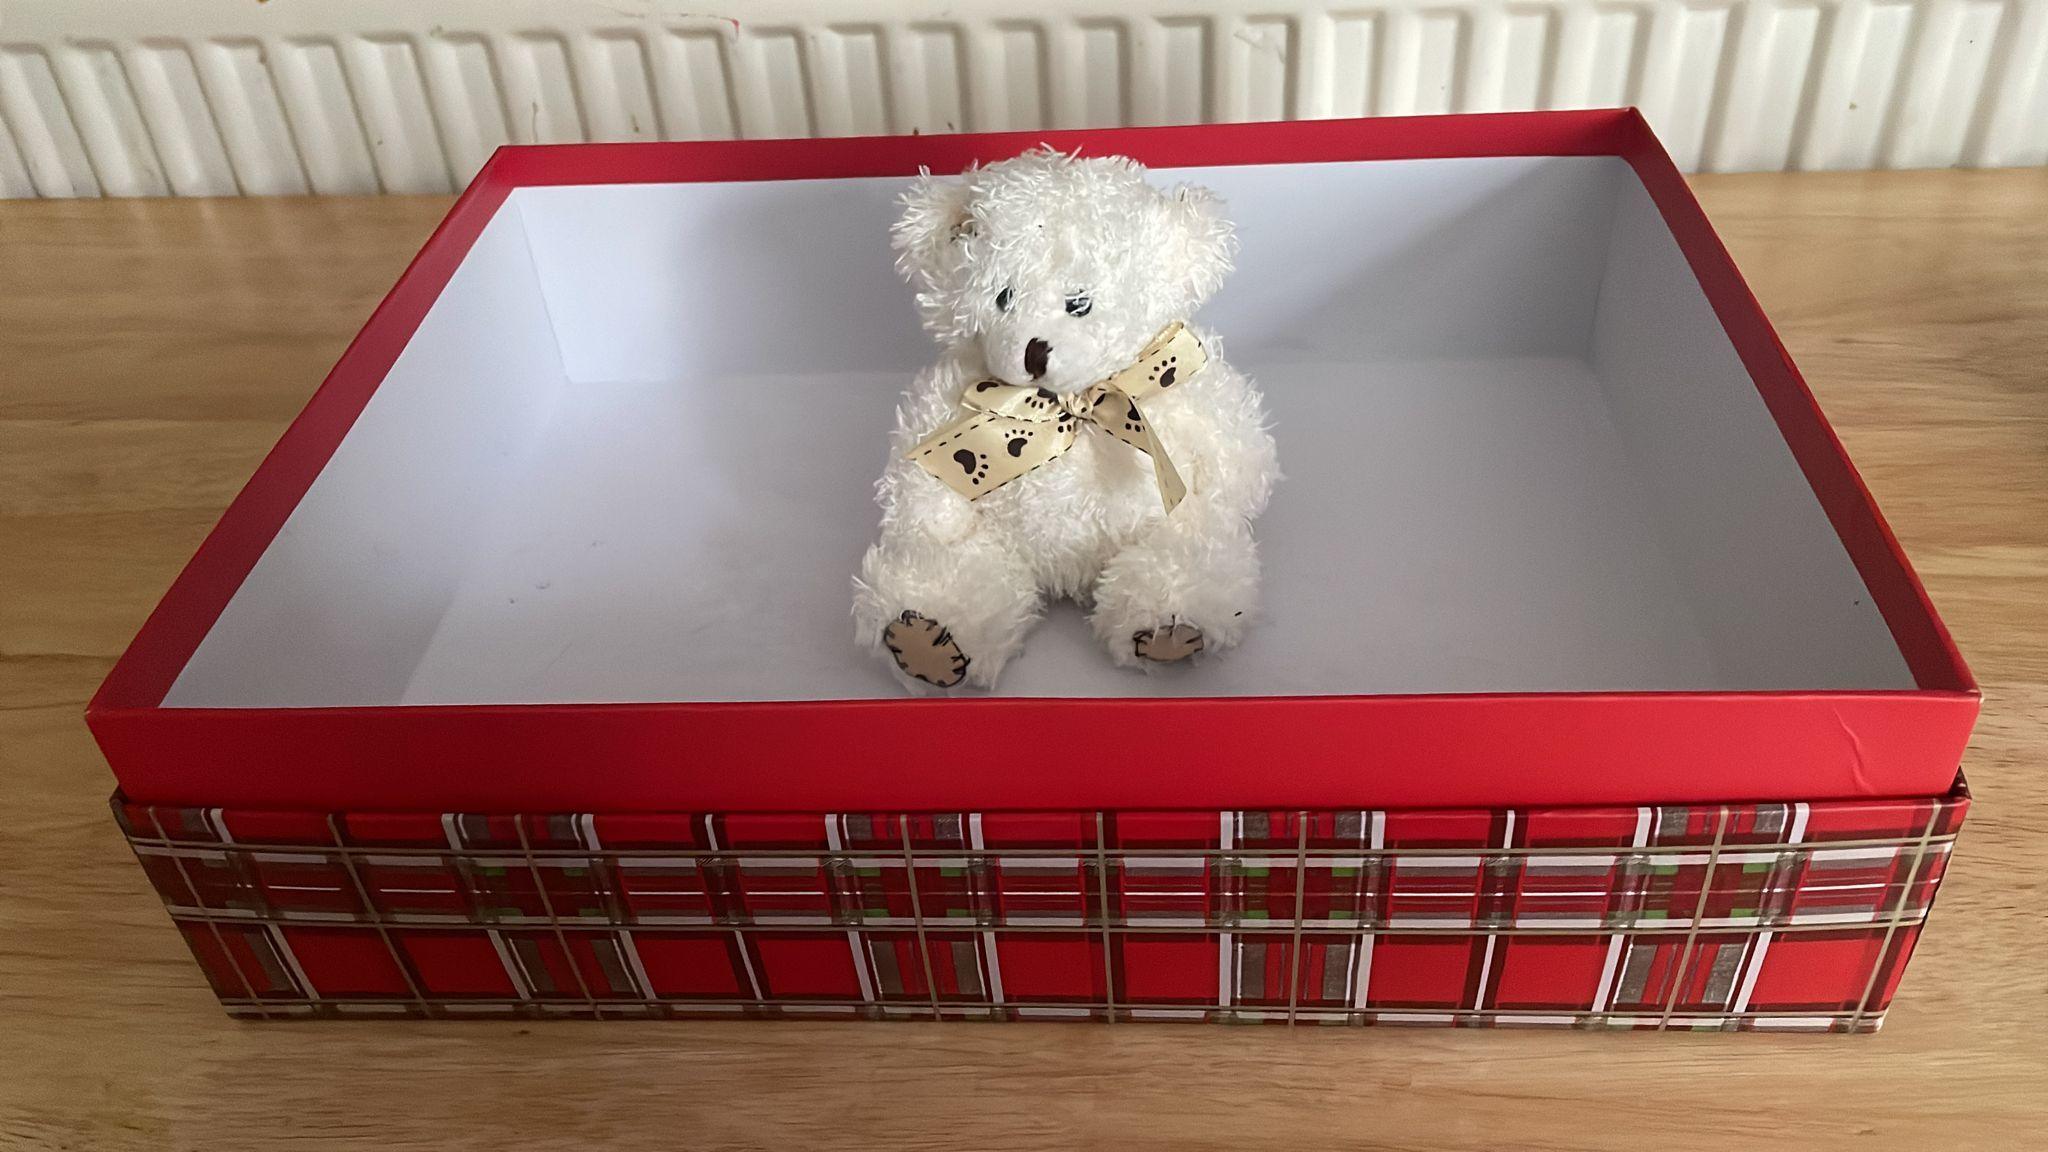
[117,780,1968,1030]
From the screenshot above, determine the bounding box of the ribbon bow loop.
[907,322,1203,512]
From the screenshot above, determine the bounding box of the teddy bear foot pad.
[884,611,970,687]
[1134,623,1205,663]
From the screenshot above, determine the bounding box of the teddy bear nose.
[1024,338,1051,380]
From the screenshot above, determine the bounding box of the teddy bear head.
[892,147,1236,395]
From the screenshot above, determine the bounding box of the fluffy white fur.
[853,148,1279,690]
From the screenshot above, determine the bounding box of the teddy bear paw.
[1133,622,1205,664]
[884,611,970,687]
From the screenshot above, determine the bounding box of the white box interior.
[165,156,1916,707]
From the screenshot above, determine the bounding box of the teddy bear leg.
[1089,503,1260,669]
[854,526,1041,691]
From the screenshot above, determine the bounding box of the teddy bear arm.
[1090,370,1275,666]
[1149,361,1278,522]
[1163,420,1278,525]
[876,455,982,544]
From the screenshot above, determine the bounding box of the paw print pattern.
[1133,622,1204,663]
[1004,427,1037,457]
[1021,387,1060,415]
[951,447,990,486]
[1148,354,1179,391]
[1123,400,1144,435]
[885,611,970,687]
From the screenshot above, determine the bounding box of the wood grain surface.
[2,170,2045,1151]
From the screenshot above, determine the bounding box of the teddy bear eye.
[994,286,1015,313]
[1065,293,1092,317]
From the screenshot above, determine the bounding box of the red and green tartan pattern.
[117,782,1967,1030]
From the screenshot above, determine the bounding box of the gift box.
[118,788,1966,1028]
[92,110,1977,1028]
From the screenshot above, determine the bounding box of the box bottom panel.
[205,1000,1899,1032]
[120,781,1967,1030]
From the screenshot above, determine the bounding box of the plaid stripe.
[116,778,1967,1030]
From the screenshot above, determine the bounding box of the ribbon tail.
[1123,397,1188,514]
[1147,436,1188,514]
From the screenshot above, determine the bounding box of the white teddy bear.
[854,147,1278,690]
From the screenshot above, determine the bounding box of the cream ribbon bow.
[907,322,1203,513]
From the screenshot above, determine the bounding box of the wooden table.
[2,170,2044,1150]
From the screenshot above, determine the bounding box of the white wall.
[3,0,2044,198]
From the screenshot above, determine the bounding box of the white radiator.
[1,0,2042,197]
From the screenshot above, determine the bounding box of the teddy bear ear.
[1163,182,1238,307]
[890,168,975,282]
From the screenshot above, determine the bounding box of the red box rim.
[86,109,1978,815]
